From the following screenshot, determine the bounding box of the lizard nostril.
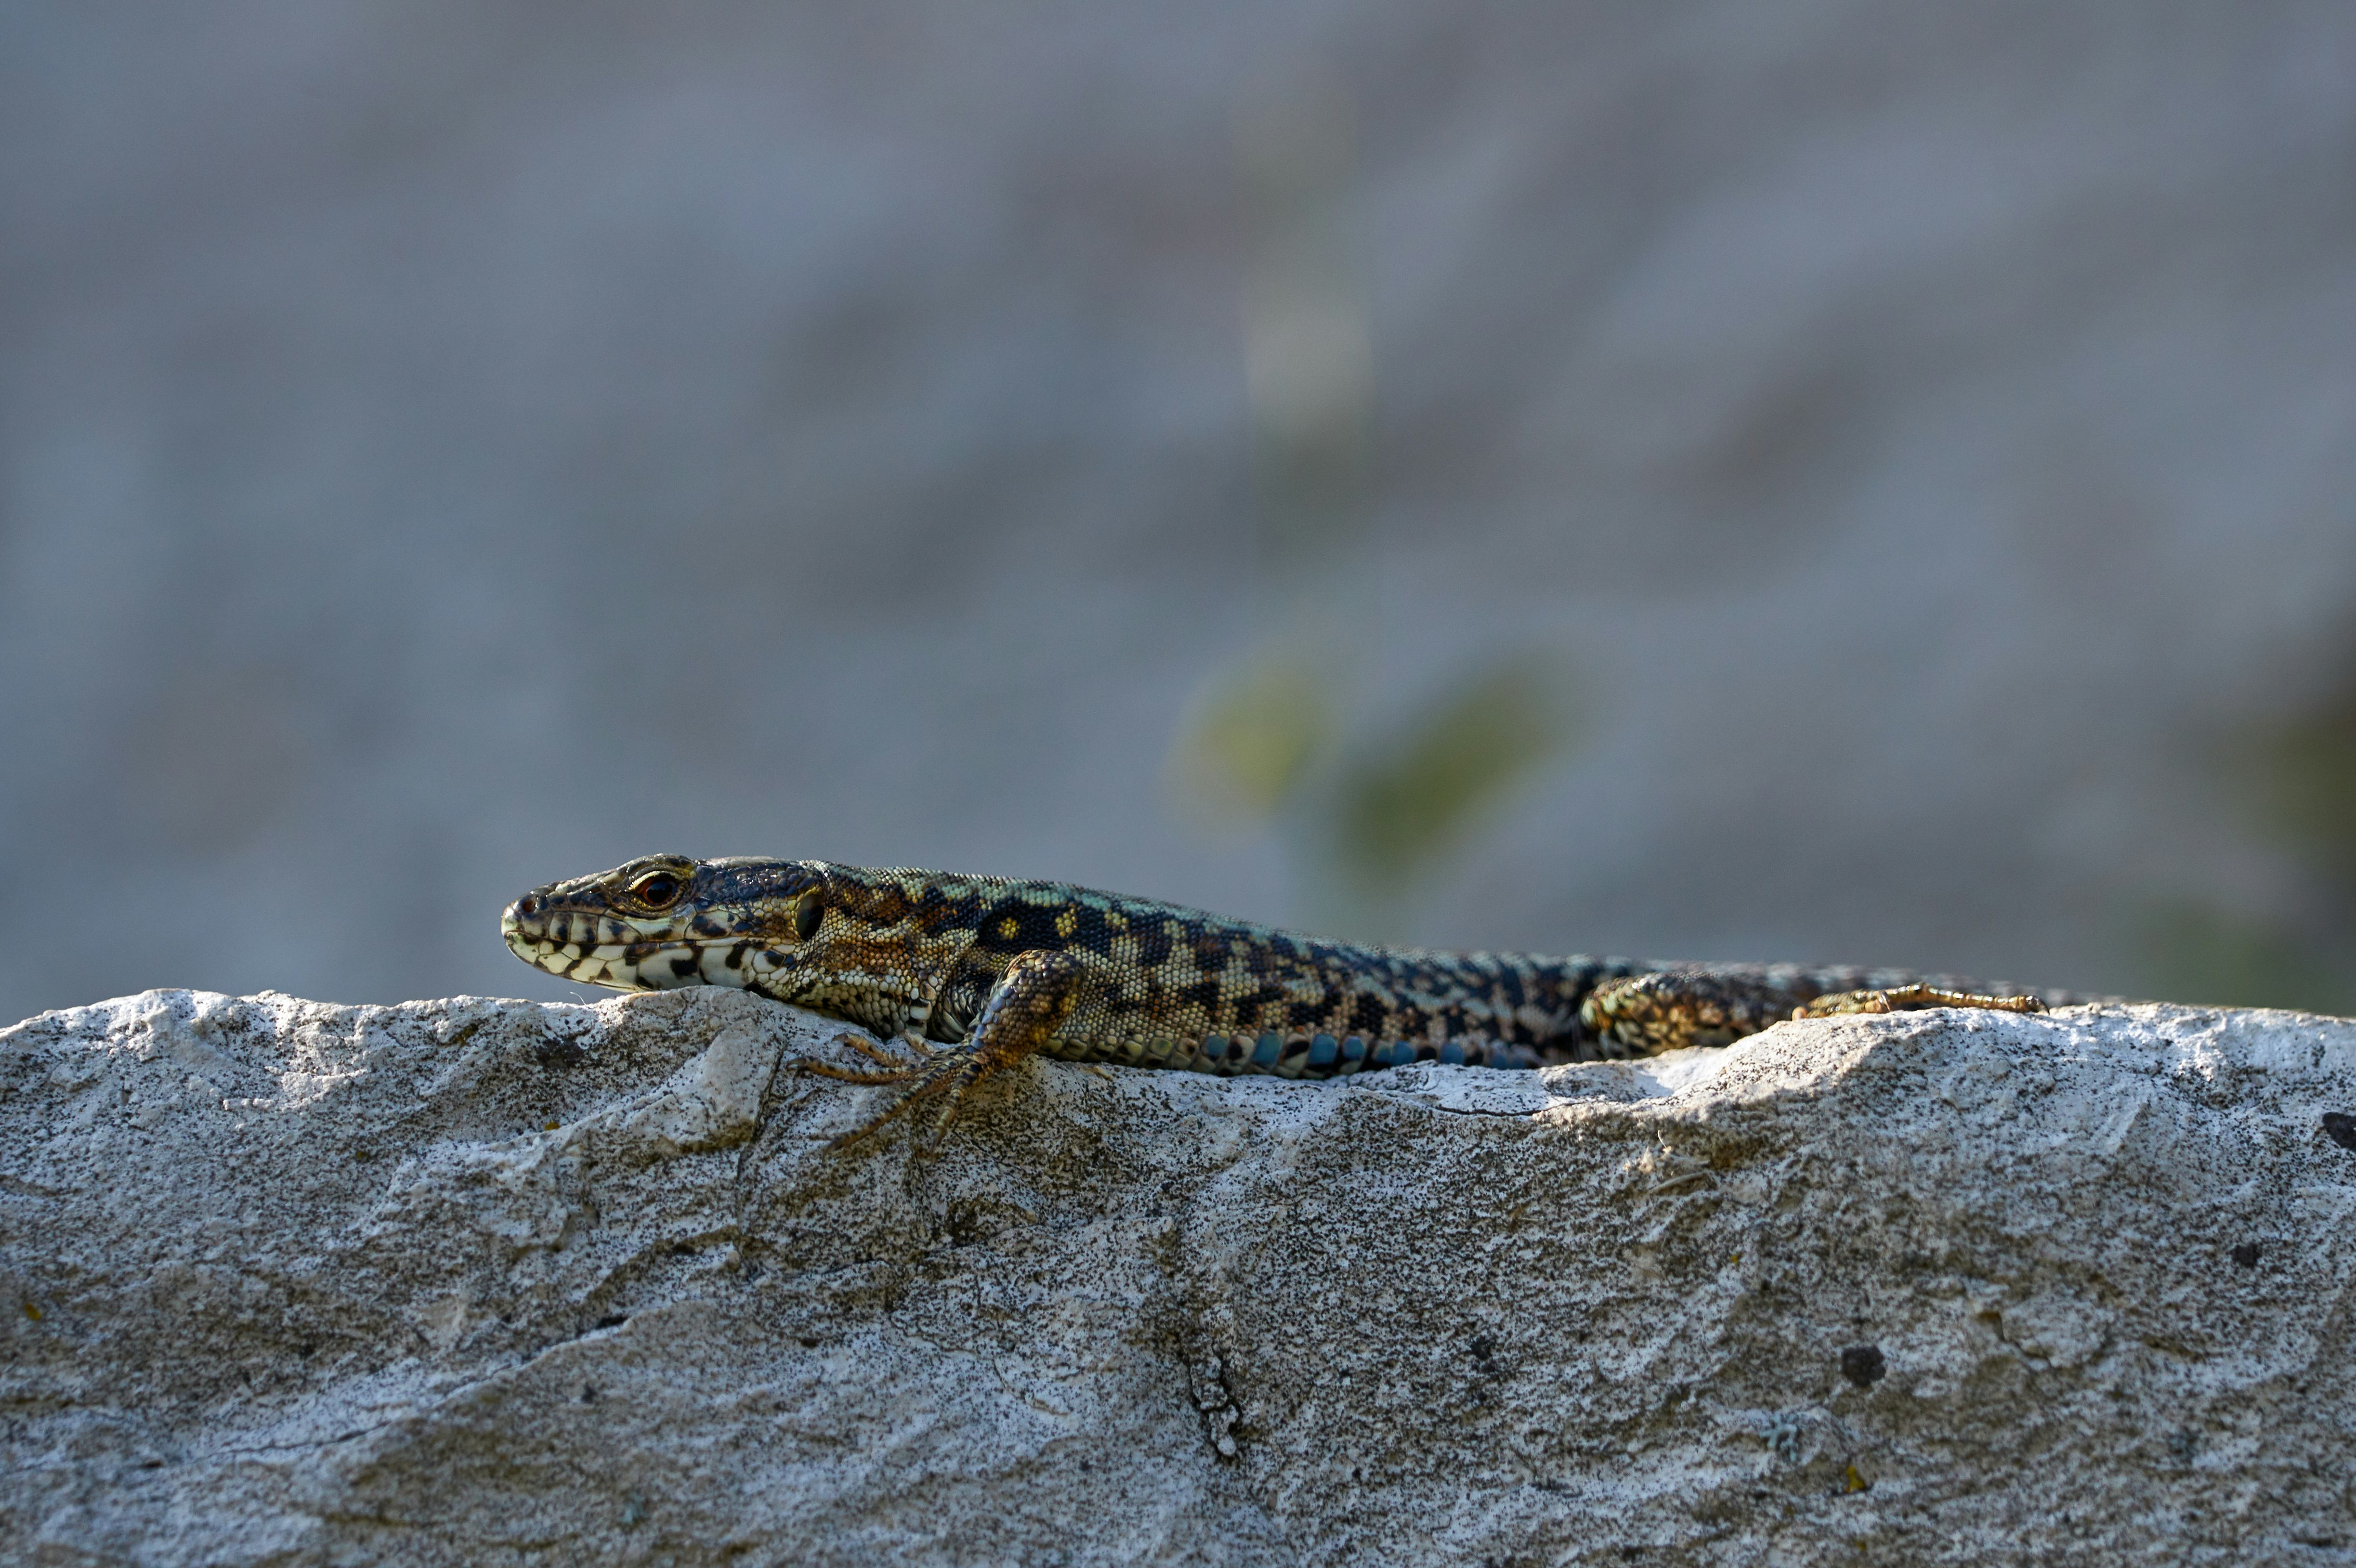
[514,895,539,918]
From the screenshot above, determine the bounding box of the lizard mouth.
[502,892,691,990]
[500,893,780,993]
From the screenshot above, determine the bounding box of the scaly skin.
[501,855,2057,1151]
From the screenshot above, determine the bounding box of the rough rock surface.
[2,988,2353,1565]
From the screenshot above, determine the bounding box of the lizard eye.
[630,870,683,909]
[793,891,822,942]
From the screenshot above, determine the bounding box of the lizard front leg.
[807,948,1093,1155]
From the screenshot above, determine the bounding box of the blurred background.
[3,1,2354,1023]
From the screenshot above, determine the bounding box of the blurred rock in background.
[1,1,2352,1022]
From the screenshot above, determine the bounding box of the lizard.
[501,855,2060,1153]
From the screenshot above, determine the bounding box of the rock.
[2,988,2352,1564]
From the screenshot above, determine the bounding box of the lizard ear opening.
[793,891,823,943]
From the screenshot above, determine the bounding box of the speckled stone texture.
[2,988,2351,1565]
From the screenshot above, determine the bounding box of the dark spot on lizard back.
[1132,919,1174,967]
[977,900,1061,952]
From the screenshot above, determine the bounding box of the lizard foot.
[1791,984,2046,1020]
[807,948,1089,1157]
[817,1047,999,1156]
[793,1030,936,1084]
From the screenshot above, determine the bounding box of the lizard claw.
[793,1030,936,1085]
[819,1048,996,1155]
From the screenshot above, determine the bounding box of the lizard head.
[502,854,832,993]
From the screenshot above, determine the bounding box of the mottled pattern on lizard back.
[502,855,2060,1078]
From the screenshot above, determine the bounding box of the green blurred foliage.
[1167,656,1337,826]
[1331,655,1573,895]
[1169,646,1577,927]
[1191,82,1578,930]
